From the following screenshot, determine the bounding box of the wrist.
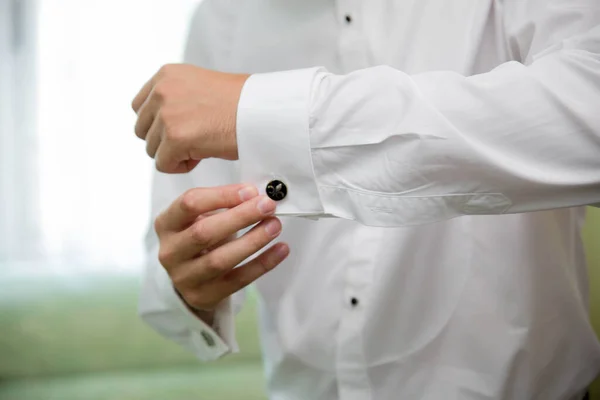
[227,73,250,160]
[191,308,216,326]
[175,288,216,326]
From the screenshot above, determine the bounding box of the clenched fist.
[155,184,289,317]
[132,64,249,173]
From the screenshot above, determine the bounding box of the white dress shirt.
[139,0,600,399]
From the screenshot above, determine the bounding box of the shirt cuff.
[156,265,238,360]
[237,68,325,217]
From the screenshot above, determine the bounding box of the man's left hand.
[132,64,249,173]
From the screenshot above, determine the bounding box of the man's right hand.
[155,184,289,317]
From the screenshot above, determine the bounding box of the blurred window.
[0,0,202,274]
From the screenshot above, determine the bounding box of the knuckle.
[180,189,199,213]
[234,272,256,289]
[158,105,177,123]
[256,256,271,274]
[158,63,176,76]
[153,214,165,234]
[163,125,177,140]
[219,187,239,209]
[155,107,169,123]
[155,163,166,173]
[203,253,227,275]
[152,108,163,124]
[153,80,173,101]
[157,246,176,267]
[190,222,211,246]
[217,187,229,202]
[259,248,283,272]
[203,264,222,279]
[155,160,170,173]
[164,123,185,142]
[221,270,256,290]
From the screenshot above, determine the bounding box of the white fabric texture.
[139,0,600,399]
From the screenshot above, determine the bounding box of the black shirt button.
[266,180,287,201]
[350,297,359,307]
[345,14,352,23]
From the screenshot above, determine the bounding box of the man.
[135,0,600,399]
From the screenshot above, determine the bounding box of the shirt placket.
[334,1,373,398]
[336,0,370,72]
[336,225,376,400]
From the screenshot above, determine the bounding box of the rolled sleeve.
[236,68,325,217]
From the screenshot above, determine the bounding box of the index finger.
[155,184,258,233]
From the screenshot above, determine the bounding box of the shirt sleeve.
[236,0,600,227]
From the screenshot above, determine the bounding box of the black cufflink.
[266,180,287,201]
[200,330,216,347]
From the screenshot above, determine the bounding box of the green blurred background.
[0,276,268,400]
[0,207,598,400]
[586,207,600,398]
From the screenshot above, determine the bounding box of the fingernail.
[264,219,282,237]
[239,186,258,202]
[257,196,276,215]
